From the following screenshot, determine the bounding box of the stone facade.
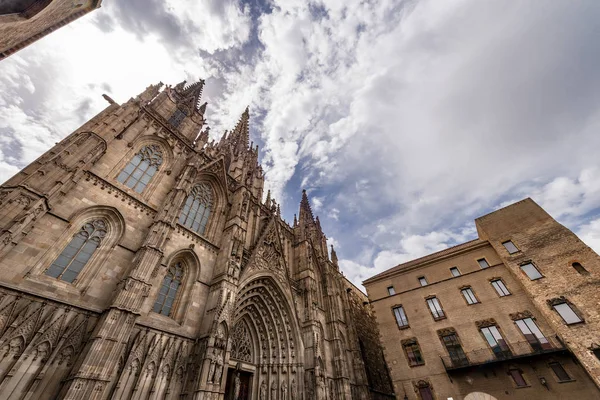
[0,0,101,60]
[364,199,600,400]
[0,80,393,400]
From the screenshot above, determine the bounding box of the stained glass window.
[153,262,184,316]
[117,145,163,193]
[168,108,187,128]
[46,219,107,283]
[179,183,213,235]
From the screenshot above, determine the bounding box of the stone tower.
[0,0,102,60]
[0,80,393,400]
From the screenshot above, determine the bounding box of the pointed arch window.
[117,145,163,193]
[179,183,213,235]
[45,219,107,283]
[153,262,185,316]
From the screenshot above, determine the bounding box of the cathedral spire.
[331,245,338,266]
[173,79,205,114]
[228,106,250,153]
[298,189,315,226]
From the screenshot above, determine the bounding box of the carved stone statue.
[260,380,267,400]
[271,380,277,399]
[291,379,297,400]
[233,372,241,400]
[317,377,326,399]
[214,353,224,383]
[281,381,288,400]
[207,357,215,383]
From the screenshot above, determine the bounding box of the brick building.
[0,0,102,60]
[364,199,600,400]
[0,80,393,399]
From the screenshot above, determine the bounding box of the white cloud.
[577,218,600,255]
[3,0,600,289]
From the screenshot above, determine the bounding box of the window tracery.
[45,219,107,283]
[116,145,163,193]
[179,183,213,235]
[153,262,184,317]
[231,320,253,363]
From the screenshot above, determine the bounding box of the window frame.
[426,296,446,320]
[450,267,461,277]
[387,286,396,295]
[477,258,490,269]
[520,262,543,280]
[479,325,511,358]
[116,144,164,194]
[441,332,468,366]
[418,276,428,286]
[402,340,425,367]
[571,262,589,275]
[502,240,519,254]
[490,278,511,297]
[460,287,479,305]
[552,302,583,325]
[514,317,552,351]
[44,219,107,284]
[178,183,214,236]
[392,305,409,329]
[548,361,572,382]
[509,369,528,388]
[153,261,186,318]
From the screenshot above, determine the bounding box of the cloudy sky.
[2,0,600,290]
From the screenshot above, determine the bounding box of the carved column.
[59,164,197,399]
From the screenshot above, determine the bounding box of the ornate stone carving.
[509,310,533,320]
[231,320,252,363]
[436,327,456,337]
[475,318,497,328]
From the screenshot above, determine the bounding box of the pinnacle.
[299,189,315,224]
[174,78,205,112]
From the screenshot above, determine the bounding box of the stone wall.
[0,0,101,59]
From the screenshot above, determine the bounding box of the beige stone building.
[0,0,101,60]
[0,80,394,399]
[364,199,600,400]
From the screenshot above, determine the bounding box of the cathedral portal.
[225,275,303,400]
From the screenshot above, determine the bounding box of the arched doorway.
[225,275,304,400]
[464,393,498,400]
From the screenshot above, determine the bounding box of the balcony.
[440,336,565,372]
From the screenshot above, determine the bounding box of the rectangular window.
[450,267,461,277]
[509,369,528,387]
[418,276,428,286]
[387,286,395,295]
[480,326,511,358]
[404,342,424,366]
[418,386,434,400]
[502,240,519,254]
[461,288,479,304]
[426,297,445,320]
[520,262,543,280]
[477,258,490,269]
[393,306,409,328]
[549,362,571,381]
[491,279,511,296]
[442,333,468,366]
[515,317,552,351]
[553,303,583,324]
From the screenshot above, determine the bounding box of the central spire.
[229,106,250,153]
[173,79,205,115]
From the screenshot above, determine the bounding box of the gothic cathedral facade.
[0,81,393,400]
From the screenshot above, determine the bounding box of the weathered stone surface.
[0,81,393,400]
[0,0,102,60]
[364,198,600,399]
